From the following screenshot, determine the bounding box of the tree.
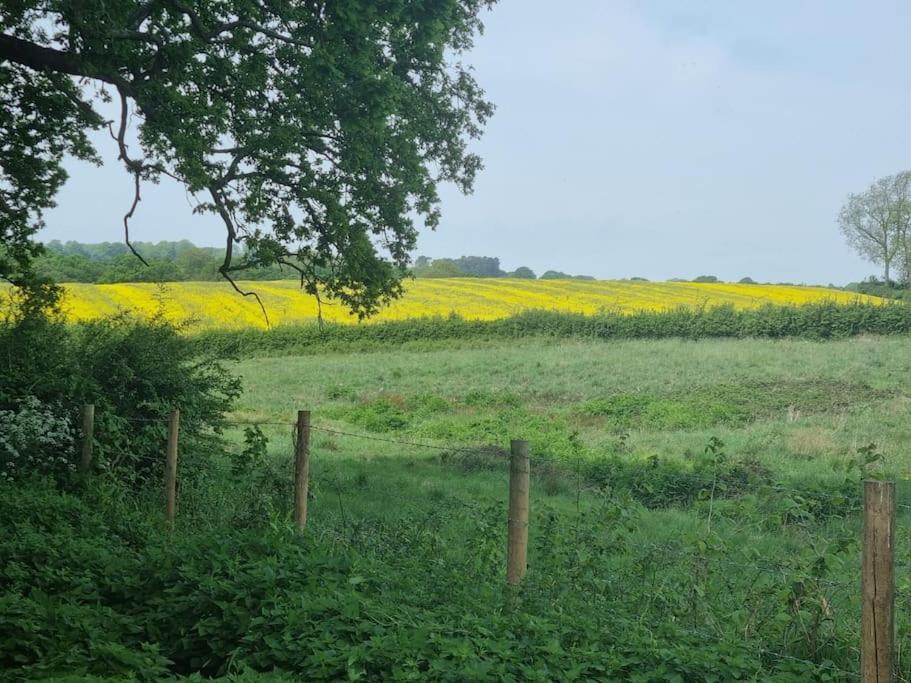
[0,1,495,317]
[839,172,911,286]
[507,266,536,279]
[452,256,504,277]
[411,258,464,278]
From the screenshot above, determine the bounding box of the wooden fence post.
[862,479,895,683]
[79,403,94,473]
[294,410,311,531]
[165,409,179,524]
[507,439,530,586]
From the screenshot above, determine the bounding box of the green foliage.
[0,396,75,482]
[0,51,101,288]
[578,379,884,432]
[507,266,537,279]
[230,426,270,477]
[539,270,594,280]
[193,301,911,357]
[0,312,240,484]
[411,258,467,278]
[451,255,505,277]
[0,476,859,681]
[2,1,495,317]
[34,240,321,284]
[692,275,720,283]
[845,276,911,301]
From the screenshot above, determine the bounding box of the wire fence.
[79,405,909,680]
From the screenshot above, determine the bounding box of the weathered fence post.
[861,479,895,682]
[79,403,94,473]
[506,439,530,586]
[294,410,311,531]
[165,409,179,524]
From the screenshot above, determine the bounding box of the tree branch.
[0,33,135,95]
[208,184,272,326]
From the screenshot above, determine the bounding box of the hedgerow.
[192,301,911,357]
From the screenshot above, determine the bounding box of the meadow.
[222,336,911,676]
[6,312,911,679]
[220,335,911,679]
[47,278,877,329]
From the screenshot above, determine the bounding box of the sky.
[40,0,911,284]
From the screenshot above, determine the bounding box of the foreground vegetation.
[33,279,878,329]
[4,313,911,679]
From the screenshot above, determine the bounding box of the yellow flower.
[5,279,880,331]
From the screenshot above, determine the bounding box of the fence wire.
[82,408,911,680]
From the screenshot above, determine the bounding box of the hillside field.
[41,278,878,329]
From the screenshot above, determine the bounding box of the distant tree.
[453,256,504,277]
[508,266,536,279]
[692,275,719,283]
[738,277,757,284]
[412,258,465,278]
[573,274,596,280]
[629,276,649,282]
[839,172,911,285]
[540,270,571,280]
[0,1,495,318]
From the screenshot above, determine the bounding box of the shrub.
[0,396,75,482]
[0,312,240,485]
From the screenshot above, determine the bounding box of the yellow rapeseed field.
[32,279,879,330]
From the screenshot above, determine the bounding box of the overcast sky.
[40,0,911,284]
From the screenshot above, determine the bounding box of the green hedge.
[193,301,911,356]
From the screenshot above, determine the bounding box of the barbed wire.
[309,425,509,458]
[634,541,858,590]
[101,416,911,510]
[645,622,860,679]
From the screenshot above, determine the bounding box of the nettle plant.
[0,396,75,482]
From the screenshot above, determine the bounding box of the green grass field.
[8,332,911,679]
[173,335,911,679]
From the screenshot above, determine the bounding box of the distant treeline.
[35,241,601,283]
[411,255,595,280]
[35,240,296,283]
[843,276,911,301]
[193,301,911,357]
[36,240,889,290]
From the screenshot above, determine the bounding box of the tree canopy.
[839,171,911,285]
[1,0,495,317]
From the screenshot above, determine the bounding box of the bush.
[0,396,75,482]
[507,266,536,279]
[0,311,240,485]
